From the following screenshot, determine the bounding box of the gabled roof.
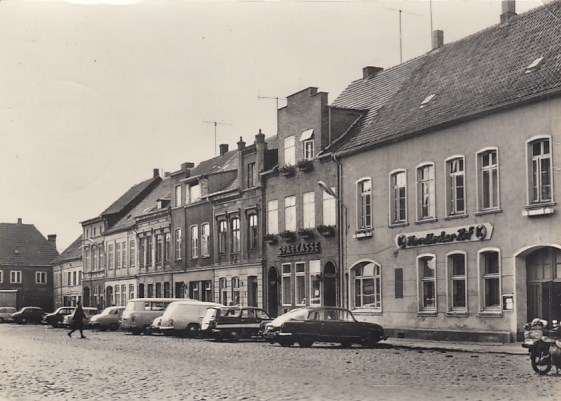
[100,175,161,216]
[333,1,561,155]
[0,223,59,266]
[188,150,238,179]
[52,234,83,265]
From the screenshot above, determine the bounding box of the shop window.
[477,148,499,211]
[446,157,466,216]
[356,178,372,229]
[201,223,210,257]
[418,255,436,313]
[417,163,435,221]
[282,264,292,306]
[322,186,336,226]
[284,135,295,166]
[447,252,467,312]
[528,137,553,204]
[295,263,306,305]
[191,225,199,259]
[267,200,279,234]
[303,192,315,228]
[309,260,321,305]
[479,249,501,311]
[219,277,228,305]
[353,262,381,310]
[174,229,182,261]
[190,282,200,300]
[389,170,407,224]
[231,277,240,305]
[247,215,258,253]
[218,220,228,254]
[231,218,240,254]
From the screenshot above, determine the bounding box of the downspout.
[332,153,347,309]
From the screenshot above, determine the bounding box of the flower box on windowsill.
[297,159,314,172]
[353,229,373,239]
[263,234,278,245]
[279,165,296,177]
[279,230,296,241]
[297,228,315,239]
[316,224,335,237]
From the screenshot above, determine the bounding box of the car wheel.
[109,323,119,331]
[0,317,4,323]
[531,350,552,375]
[20,318,27,324]
[130,328,142,335]
[362,332,380,347]
[228,330,240,342]
[278,338,294,347]
[99,327,107,332]
[185,324,200,338]
[297,337,314,348]
[340,342,352,348]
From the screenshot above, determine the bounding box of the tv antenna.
[387,8,421,64]
[203,120,232,156]
[258,94,286,134]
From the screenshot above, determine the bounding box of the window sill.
[475,208,502,216]
[415,218,437,226]
[417,311,437,317]
[446,311,468,317]
[522,203,556,217]
[389,222,409,229]
[353,229,373,239]
[478,310,503,318]
[444,214,468,221]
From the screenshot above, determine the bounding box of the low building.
[52,235,83,308]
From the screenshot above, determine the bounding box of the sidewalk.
[385,337,527,355]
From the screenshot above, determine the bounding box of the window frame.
[282,263,292,306]
[389,169,407,225]
[478,248,502,313]
[356,177,373,230]
[303,140,314,160]
[190,225,199,259]
[322,186,337,226]
[201,223,210,257]
[174,229,182,261]
[10,270,22,284]
[295,263,306,306]
[352,260,382,311]
[302,191,315,229]
[231,276,240,305]
[417,254,437,314]
[476,147,500,212]
[416,162,436,222]
[446,251,468,314]
[247,162,256,188]
[247,214,258,253]
[174,185,182,207]
[107,244,114,270]
[267,200,279,234]
[284,135,296,166]
[284,195,296,232]
[218,220,228,255]
[35,271,47,284]
[445,155,466,217]
[526,136,554,205]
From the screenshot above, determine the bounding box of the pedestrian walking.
[68,301,87,339]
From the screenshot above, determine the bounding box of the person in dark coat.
[68,301,87,339]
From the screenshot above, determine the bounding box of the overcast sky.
[0,0,545,251]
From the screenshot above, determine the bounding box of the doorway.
[526,247,561,324]
[267,267,279,317]
[323,262,337,307]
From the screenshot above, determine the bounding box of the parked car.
[120,298,184,335]
[201,306,272,342]
[0,307,17,323]
[262,306,386,348]
[11,307,46,324]
[43,306,76,328]
[89,306,125,331]
[147,316,164,335]
[61,307,99,328]
[159,300,221,337]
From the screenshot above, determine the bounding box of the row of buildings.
[3,1,559,342]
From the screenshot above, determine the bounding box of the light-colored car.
[147,316,164,335]
[120,298,185,335]
[62,307,100,328]
[89,306,125,331]
[0,307,17,323]
[160,300,221,337]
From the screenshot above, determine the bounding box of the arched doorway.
[267,267,279,318]
[83,287,91,307]
[526,246,561,324]
[323,262,337,307]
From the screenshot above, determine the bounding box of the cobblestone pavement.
[1,324,561,401]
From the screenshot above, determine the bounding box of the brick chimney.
[17,218,22,225]
[181,162,194,178]
[153,168,160,178]
[432,30,444,50]
[363,66,383,79]
[219,144,229,156]
[255,129,266,186]
[237,137,245,188]
[500,0,516,24]
[47,234,57,248]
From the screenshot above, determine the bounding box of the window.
[115,286,120,306]
[146,236,152,266]
[67,272,71,286]
[390,170,407,224]
[284,196,296,232]
[10,270,22,284]
[155,234,163,264]
[447,252,467,312]
[116,243,121,269]
[79,271,82,285]
[129,284,135,301]
[122,242,127,268]
[353,262,381,310]
[309,260,321,305]
[267,200,279,234]
[175,185,182,207]
[218,220,228,254]
[282,264,292,306]
[417,164,435,220]
[35,271,47,284]
[446,157,466,216]
[219,277,228,305]
[188,184,201,204]
[477,149,499,211]
[155,282,162,298]
[303,140,314,160]
[201,223,210,257]
[190,225,199,258]
[248,215,258,253]
[528,138,553,204]
[163,282,171,298]
[139,238,145,267]
[418,255,436,312]
[204,281,212,302]
[480,250,501,310]
[247,162,256,188]
[322,186,336,226]
[284,135,295,166]
[231,277,240,305]
[295,263,306,305]
[108,244,114,270]
[357,178,372,229]
[164,233,171,263]
[0,270,3,283]
[174,229,182,260]
[92,246,98,270]
[84,247,90,273]
[73,271,77,286]
[303,192,315,228]
[395,268,403,299]
[231,218,240,254]
[121,284,127,305]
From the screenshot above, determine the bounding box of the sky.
[0,0,547,252]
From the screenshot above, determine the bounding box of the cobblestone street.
[1,324,561,401]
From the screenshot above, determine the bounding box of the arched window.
[418,254,436,312]
[353,262,381,310]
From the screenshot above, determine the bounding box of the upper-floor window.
[303,192,315,228]
[201,223,210,257]
[447,252,467,312]
[477,149,499,211]
[417,163,435,220]
[189,184,201,204]
[175,185,182,207]
[267,200,279,234]
[285,196,296,232]
[155,234,163,265]
[418,255,436,313]
[353,262,381,310]
[528,137,553,204]
[164,233,171,263]
[231,218,240,254]
[446,157,466,216]
[174,229,182,261]
[121,241,127,268]
[480,249,501,311]
[84,247,90,273]
[247,162,256,188]
[218,220,228,254]
[116,243,121,269]
[357,178,372,229]
[284,135,296,166]
[92,246,98,270]
[10,270,22,284]
[191,225,199,259]
[303,140,314,160]
[139,238,145,267]
[322,186,337,226]
[35,271,47,284]
[390,170,407,224]
[108,244,114,270]
[0,270,3,283]
[248,214,258,252]
[146,236,153,266]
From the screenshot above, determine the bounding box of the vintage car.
[0,307,17,323]
[89,306,125,331]
[262,306,386,348]
[61,307,100,328]
[201,306,272,342]
[11,307,46,324]
[43,306,76,328]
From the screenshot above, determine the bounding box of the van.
[120,298,185,335]
[160,300,221,337]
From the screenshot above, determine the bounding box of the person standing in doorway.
[68,301,87,339]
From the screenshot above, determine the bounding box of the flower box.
[297,159,314,172]
[297,228,315,239]
[353,229,373,239]
[279,165,296,177]
[263,234,278,245]
[279,230,296,241]
[316,225,335,237]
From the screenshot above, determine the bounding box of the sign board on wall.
[278,242,321,257]
[395,223,493,249]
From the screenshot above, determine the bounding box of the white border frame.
[477,247,502,313]
[415,162,436,222]
[416,253,437,314]
[474,146,501,212]
[445,250,468,314]
[388,168,408,226]
[443,155,467,217]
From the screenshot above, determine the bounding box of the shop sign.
[395,223,493,249]
[278,242,321,257]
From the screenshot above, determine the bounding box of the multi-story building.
[0,218,59,311]
[52,235,83,308]
[331,1,561,342]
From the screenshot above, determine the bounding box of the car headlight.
[265,324,274,331]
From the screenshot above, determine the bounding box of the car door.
[319,309,341,340]
[335,310,363,341]
[291,310,321,340]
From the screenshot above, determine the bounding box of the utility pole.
[203,121,232,156]
[387,8,421,64]
[258,95,286,135]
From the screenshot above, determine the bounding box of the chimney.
[500,0,516,23]
[153,168,160,178]
[17,218,22,225]
[47,234,57,248]
[181,162,194,178]
[219,143,229,156]
[237,136,245,189]
[432,30,444,50]
[363,66,383,79]
[237,136,246,150]
[164,172,170,178]
[255,129,266,186]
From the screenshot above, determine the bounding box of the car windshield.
[271,308,309,325]
[220,308,241,317]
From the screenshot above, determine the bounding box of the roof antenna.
[387,8,421,64]
[203,120,232,156]
[258,94,286,135]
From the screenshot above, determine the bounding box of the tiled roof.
[101,176,161,216]
[333,1,561,154]
[104,177,172,235]
[0,223,59,266]
[52,234,83,265]
[265,135,279,150]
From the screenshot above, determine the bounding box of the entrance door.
[323,262,337,307]
[267,267,279,318]
[526,247,561,323]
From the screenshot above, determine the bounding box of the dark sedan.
[43,306,76,328]
[11,307,46,324]
[201,306,271,342]
[262,306,386,348]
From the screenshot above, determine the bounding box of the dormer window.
[300,129,314,160]
[420,94,436,109]
[525,57,544,74]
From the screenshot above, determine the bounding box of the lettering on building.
[278,242,321,257]
[395,223,493,249]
